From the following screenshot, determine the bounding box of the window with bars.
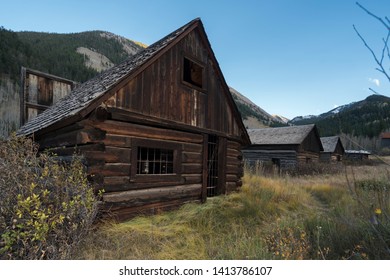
[137,147,174,175]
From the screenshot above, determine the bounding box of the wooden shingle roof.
[247,124,317,145]
[17,18,201,136]
[320,136,341,153]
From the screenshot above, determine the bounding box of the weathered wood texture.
[35,116,203,220]
[21,68,76,125]
[320,152,343,162]
[296,151,320,163]
[242,149,298,169]
[226,140,244,192]
[105,30,241,140]
[35,113,246,220]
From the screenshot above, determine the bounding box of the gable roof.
[320,136,343,153]
[247,124,318,145]
[18,18,249,143]
[17,19,198,136]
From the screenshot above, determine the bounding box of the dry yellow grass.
[75,161,390,260]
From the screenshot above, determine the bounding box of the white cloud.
[368,78,380,87]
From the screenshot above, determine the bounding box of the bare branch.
[369,87,380,95]
[356,2,390,29]
[354,3,390,84]
[380,31,390,64]
[353,24,390,83]
[386,36,390,61]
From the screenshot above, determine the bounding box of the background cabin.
[320,136,345,162]
[380,132,390,149]
[17,18,250,221]
[344,150,371,161]
[242,124,323,171]
[20,67,77,126]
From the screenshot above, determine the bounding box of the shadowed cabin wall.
[36,116,244,219]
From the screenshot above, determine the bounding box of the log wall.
[36,113,245,220]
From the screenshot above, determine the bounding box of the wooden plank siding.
[21,67,76,126]
[105,30,239,138]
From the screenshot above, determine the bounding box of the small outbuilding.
[242,124,323,170]
[17,18,250,220]
[20,67,77,126]
[344,150,371,161]
[320,136,345,162]
[380,132,390,149]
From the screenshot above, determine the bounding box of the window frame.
[182,55,207,92]
[131,139,182,182]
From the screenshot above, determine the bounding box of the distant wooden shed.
[242,124,323,170]
[320,136,344,162]
[17,18,250,220]
[380,132,390,149]
[344,150,371,161]
[20,67,77,126]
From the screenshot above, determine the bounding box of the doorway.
[207,135,219,197]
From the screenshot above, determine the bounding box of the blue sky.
[2,0,390,119]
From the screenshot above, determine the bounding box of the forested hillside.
[0,27,143,83]
[0,27,31,82]
[291,95,390,138]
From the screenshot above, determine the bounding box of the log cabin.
[17,18,250,221]
[320,136,345,162]
[242,124,323,171]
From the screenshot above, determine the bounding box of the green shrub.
[0,135,99,259]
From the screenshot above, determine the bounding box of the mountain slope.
[230,87,287,128]
[290,94,390,138]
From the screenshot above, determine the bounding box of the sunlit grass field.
[75,159,390,260]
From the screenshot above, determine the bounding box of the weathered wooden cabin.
[242,124,323,170]
[17,18,250,220]
[380,132,390,149]
[344,150,371,161]
[20,67,77,126]
[320,136,345,162]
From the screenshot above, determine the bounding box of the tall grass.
[75,161,390,260]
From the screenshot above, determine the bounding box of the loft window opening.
[183,57,203,88]
[137,147,174,175]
